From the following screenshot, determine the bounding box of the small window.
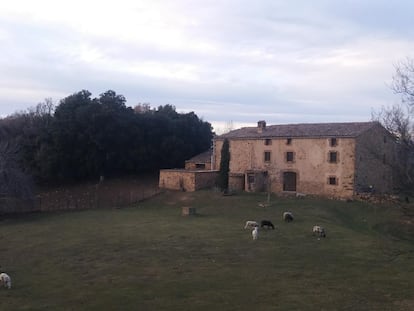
[264,139,272,146]
[329,151,338,163]
[286,138,292,145]
[195,163,206,169]
[383,136,387,143]
[330,138,337,147]
[286,151,294,162]
[328,177,337,185]
[264,151,271,162]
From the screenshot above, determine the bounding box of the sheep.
[252,226,259,240]
[260,220,275,229]
[0,273,11,289]
[283,212,294,222]
[312,225,326,238]
[244,220,259,229]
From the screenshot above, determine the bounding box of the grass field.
[0,190,413,310]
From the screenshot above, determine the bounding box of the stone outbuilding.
[159,149,218,191]
[185,150,212,170]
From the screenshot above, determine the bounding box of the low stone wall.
[34,175,160,213]
[0,198,40,215]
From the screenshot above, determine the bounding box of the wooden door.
[283,172,297,191]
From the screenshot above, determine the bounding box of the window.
[330,138,337,147]
[264,151,271,162]
[286,151,294,162]
[329,151,338,163]
[328,176,337,185]
[195,163,206,169]
[286,138,292,145]
[383,136,387,143]
[264,139,272,146]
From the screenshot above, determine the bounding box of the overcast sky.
[1,0,413,133]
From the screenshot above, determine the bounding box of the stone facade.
[213,121,399,198]
[159,169,218,192]
[354,125,398,193]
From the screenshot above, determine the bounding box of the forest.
[0,90,213,198]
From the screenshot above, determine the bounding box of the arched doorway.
[283,171,297,191]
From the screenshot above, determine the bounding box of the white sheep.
[312,225,326,238]
[244,220,259,229]
[252,227,259,240]
[0,273,11,289]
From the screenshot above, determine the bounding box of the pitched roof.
[216,121,382,140]
[186,150,212,163]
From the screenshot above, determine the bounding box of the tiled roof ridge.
[216,121,381,139]
[186,149,212,162]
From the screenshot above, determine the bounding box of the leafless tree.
[372,58,414,192]
[392,58,414,107]
[371,103,413,145]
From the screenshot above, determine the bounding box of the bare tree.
[389,58,414,146]
[371,103,413,145]
[372,58,414,192]
[224,120,234,133]
[392,58,414,107]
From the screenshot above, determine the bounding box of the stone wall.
[159,169,218,191]
[0,198,39,215]
[355,124,399,193]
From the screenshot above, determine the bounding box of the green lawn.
[0,190,413,310]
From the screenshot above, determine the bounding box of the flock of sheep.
[0,210,328,291]
[244,211,326,240]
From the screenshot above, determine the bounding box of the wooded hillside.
[0,90,213,193]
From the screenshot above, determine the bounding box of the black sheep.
[260,220,275,229]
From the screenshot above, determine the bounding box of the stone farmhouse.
[214,120,399,198]
[159,120,400,198]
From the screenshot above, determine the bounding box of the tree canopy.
[0,90,214,185]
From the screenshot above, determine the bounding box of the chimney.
[257,120,266,133]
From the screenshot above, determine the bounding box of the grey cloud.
[0,0,412,129]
